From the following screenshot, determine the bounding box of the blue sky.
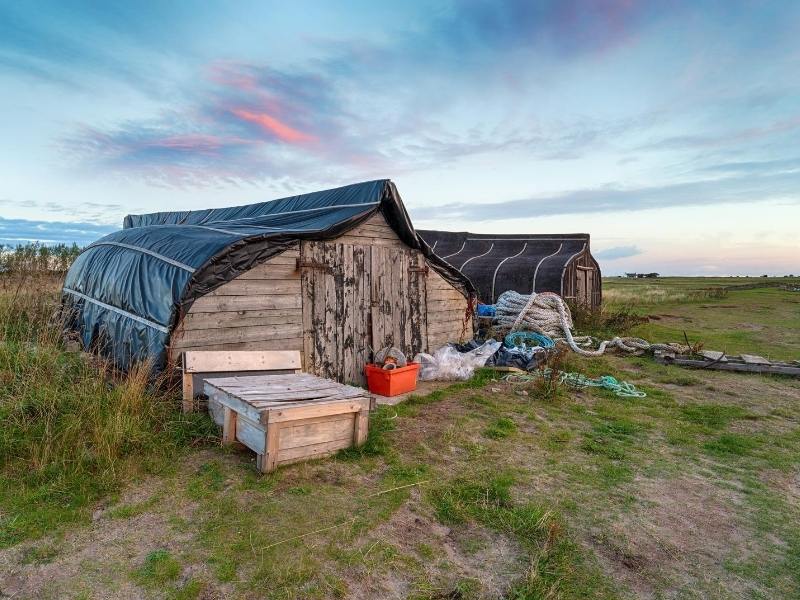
[1,0,798,274]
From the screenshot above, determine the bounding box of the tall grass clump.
[569,301,648,339]
[0,255,216,547]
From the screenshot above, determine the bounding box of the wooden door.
[584,268,595,306]
[301,240,426,385]
[575,267,586,306]
[369,245,427,359]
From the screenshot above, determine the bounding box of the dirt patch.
[0,450,231,600]
[588,474,756,598]
[342,496,524,599]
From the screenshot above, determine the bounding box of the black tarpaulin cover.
[418,230,590,303]
[62,180,472,372]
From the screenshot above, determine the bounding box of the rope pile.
[495,290,688,357]
[503,370,647,398]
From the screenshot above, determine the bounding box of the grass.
[603,277,800,360]
[2,273,800,598]
[0,271,217,547]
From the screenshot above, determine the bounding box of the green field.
[1,275,799,599]
[604,277,800,361]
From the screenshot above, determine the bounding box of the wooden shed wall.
[561,249,602,309]
[170,212,472,382]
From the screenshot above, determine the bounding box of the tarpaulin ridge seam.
[466,237,588,242]
[202,201,380,225]
[532,243,563,292]
[87,241,196,273]
[63,288,169,334]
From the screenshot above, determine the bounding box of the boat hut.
[418,231,601,308]
[62,180,474,383]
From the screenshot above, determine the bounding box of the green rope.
[503,369,646,398]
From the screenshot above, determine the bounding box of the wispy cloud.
[594,245,642,260]
[0,216,116,246]
[414,169,800,221]
[0,197,132,225]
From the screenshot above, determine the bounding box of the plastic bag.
[414,339,502,381]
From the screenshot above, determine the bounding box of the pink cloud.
[230,108,317,144]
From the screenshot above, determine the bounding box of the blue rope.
[504,331,555,349]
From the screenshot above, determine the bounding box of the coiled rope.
[503,370,647,398]
[495,290,686,357]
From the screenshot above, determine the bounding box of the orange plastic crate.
[364,362,420,396]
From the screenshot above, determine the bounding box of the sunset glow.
[231,108,315,144]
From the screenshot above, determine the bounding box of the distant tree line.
[0,242,82,274]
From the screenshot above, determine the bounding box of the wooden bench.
[181,350,302,414]
[204,373,371,473]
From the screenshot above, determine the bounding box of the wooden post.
[222,407,237,445]
[353,408,369,446]
[182,372,194,413]
[261,422,280,473]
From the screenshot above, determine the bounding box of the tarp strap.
[204,201,380,225]
[532,243,563,292]
[88,241,196,273]
[491,242,528,303]
[63,288,170,334]
[442,240,467,260]
[459,242,495,271]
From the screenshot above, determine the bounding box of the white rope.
[495,290,685,357]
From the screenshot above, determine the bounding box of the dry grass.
[0,268,216,547]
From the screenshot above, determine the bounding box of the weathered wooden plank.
[427,288,469,302]
[174,338,305,353]
[323,242,340,380]
[353,244,369,385]
[342,243,356,384]
[741,354,771,365]
[300,240,315,374]
[426,299,467,313]
[208,279,301,296]
[181,310,302,330]
[335,234,406,248]
[181,372,194,413]
[204,383,263,424]
[235,414,265,454]
[266,397,369,424]
[222,407,237,445]
[178,324,302,346]
[700,350,728,362]
[427,319,468,335]
[371,245,386,351]
[277,437,352,464]
[185,350,302,373]
[235,265,300,280]
[189,294,302,312]
[353,409,369,446]
[279,415,354,449]
[262,419,280,473]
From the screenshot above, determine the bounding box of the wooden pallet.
[654,350,800,377]
[204,373,372,473]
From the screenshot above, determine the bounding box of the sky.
[0,0,798,275]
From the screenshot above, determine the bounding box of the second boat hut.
[419,230,601,308]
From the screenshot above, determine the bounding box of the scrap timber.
[654,350,800,377]
[204,373,372,472]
